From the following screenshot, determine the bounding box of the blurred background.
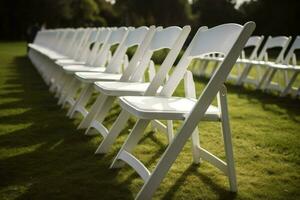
[0,0,299,40]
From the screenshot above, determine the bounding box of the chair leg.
[198,60,209,77]
[49,69,64,93]
[61,78,80,107]
[191,128,201,164]
[55,72,69,99]
[150,120,173,143]
[77,94,108,129]
[218,85,237,192]
[256,68,271,90]
[166,120,174,142]
[67,83,93,118]
[85,96,115,135]
[236,63,252,85]
[95,110,131,154]
[47,62,60,85]
[210,61,219,77]
[57,75,73,105]
[58,77,76,106]
[110,119,150,169]
[281,72,299,97]
[135,120,199,199]
[262,69,277,91]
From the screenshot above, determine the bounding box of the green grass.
[0,42,300,200]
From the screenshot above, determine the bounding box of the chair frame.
[236,36,291,89]
[264,36,300,96]
[110,22,255,199]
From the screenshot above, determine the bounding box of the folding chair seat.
[72,26,191,151]
[119,96,220,121]
[94,82,160,96]
[109,22,255,199]
[59,26,154,111]
[74,72,122,83]
[263,36,300,96]
[236,36,291,88]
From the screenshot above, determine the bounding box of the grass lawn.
[0,42,299,200]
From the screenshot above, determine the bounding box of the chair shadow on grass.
[162,164,237,200]
[0,56,134,200]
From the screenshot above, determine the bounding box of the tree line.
[0,0,298,40]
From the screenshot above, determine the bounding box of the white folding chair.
[55,28,98,66]
[91,26,191,153]
[54,27,128,103]
[53,28,112,103]
[264,36,300,96]
[29,28,90,86]
[75,26,190,147]
[29,29,70,84]
[49,28,92,89]
[61,26,153,111]
[229,35,264,82]
[110,22,255,199]
[236,36,291,89]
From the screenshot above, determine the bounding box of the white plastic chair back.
[283,36,300,65]
[243,35,264,60]
[68,28,88,58]
[50,30,62,50]
[86,28,111,66]
[78,28,100,62]
[257,36,291,63]
[127,26,191,82]
[54,29,70,52]
[160,23,256,97]
[105,26,149,73]
[93,27,128,67]
[58,29,76,55]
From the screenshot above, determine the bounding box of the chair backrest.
[243,35,264,60]
[124,26,191,82]
[157,22,255,100]
[57,29,77,55]
[35,30,52,48]
[283,36,300,65]
[86,28,111,66]
[164,22,254,137]
[54,29,70,52]
[77,28,100,62]
[50,30,63,50]
[104,26,150,73]
[68,28,89,58]
[257,36,291,63]
[93,27,128,67]
[37,30,54,48]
